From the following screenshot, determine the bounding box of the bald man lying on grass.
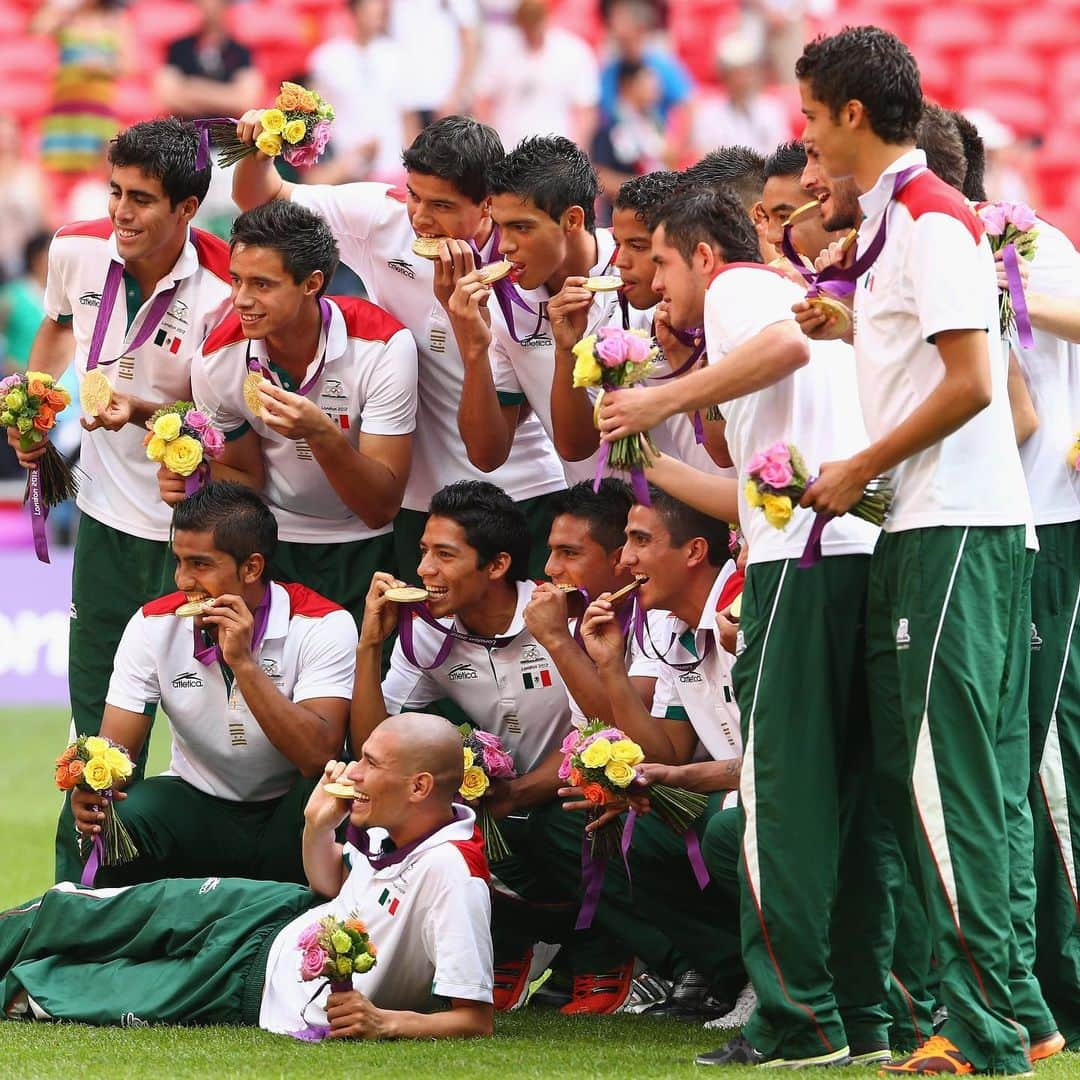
[1,714,494,1040]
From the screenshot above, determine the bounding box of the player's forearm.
[379,1002,493,1039]
[1026,291,1080,343]
[595,660,680,762]
[302,821,346,897]
[308,427,408,529]
[509,748,563,810]
[645,455,739,522]
[27,318,74,380]
[350,643,390,750]
[545,634,614,725]
[1006,350,1038,446]
[668,758,741,793]
[231,149,291,211]
[456,344,513,472]
[550,348,601,461]
[231,660,345,774]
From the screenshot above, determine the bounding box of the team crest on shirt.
[260,657,284,685]
[388,258,416,279]
[321,379,347,401]
[166,299,189,326]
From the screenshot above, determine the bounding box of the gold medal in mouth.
[323,782,358,799]
[383,586,430,603]
[608,577,648,605]
[411,236,444,260]
[175,594,214,618]
[477,260,513,285]
[582,275,623,293]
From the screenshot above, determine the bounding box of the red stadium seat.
[1006,9,1080,56]
[916,51,956,107]
[129,1,203,52]
[6,79,51,124]
[962,49,1046,97]
[1032,132,1080,206]
[960,90,1047,139]
[0,37,58,79]
[911,9,995,56]
[228,5,308,49]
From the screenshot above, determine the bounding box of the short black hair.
[615,57,649,89]
[401,115,505,204]
[614,170,681,221]
[648,188,761,265]
[647,486,730,567]
[680,146,766,210]
[488,135,598,233]
[108,118,212,207]
[428,481,530,582]
[951,110,988,202]
[24,231,51,270]
[548,479,634,554]
[917,103,966,192]
[796,27,923,145]
[230,201,339,297]
[763,140,808,181]
[172,481,277,581]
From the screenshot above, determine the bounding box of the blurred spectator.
[388,0,481,125]
[474,0,599,150]
[689,34,789,159]
[0,233,50,376]
[0,117,48,283]
[306,0,414,184]
[963,108,1034,207]
[154,0,263,121]
[34,0,131,223]
[599,0,692,125]
[737,0,826,85]
[592,59,666,213]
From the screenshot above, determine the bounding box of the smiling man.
[182,200,417,619]
[230,114,565,578]
[2,713,493,1040]
[71,481,356,887]
[3,119,233,885]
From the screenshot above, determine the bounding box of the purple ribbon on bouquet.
[575,818,633,931]
[396,603,522,671]
[618,806,711,891]
[796,474,832,569]
[1001,243,1035,350]
[79,788,114,886]
[192,587,272,667]
[191,117,237,171]
[183,461,210,497]
[288,979,352,1042]
[593,428,651,505]
[27,464,50,564]
[468,228,541,344]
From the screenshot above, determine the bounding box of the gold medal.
[728,593,742,621]
[808,296,852,334]
[175,595,215,618]
[383,586,429,603]
[608,576,648,605]
[582,275,623,293]
[477,260,513,285]
[323,782,358,800]
[242,372,267,417]
[411,236,444,260]
[80,370,113,417]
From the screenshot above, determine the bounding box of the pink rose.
[296,923,320,951]
[596,335,630,368]
[559,729,583,755]
[0,375,19,394]
[595,728,624,741]
[471,729,502,751]
[621,333,653,364]
[746,452,768,476]
[300,945,328,981]
[1005,202,1037,233]
[558,756,573,781]
[758,459,794,489]
[200,425,225,458]
[184,409,209,432]
[283,121,331,168]
[980,203,1008,237]
[763,441,791,464]
[482,746,517,780]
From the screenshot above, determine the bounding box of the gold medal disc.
[175,596,214,618]
[80,370,113,417]
[323,782,358,799]
[808,296,852,334]
[383,586,429,603]
[477,260,513,285]
[411,236,443,260]
[243,372,267,417]
[583,275,623,293]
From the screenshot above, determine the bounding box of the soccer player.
[72,482,356,886]
[4,119,232,884]
[795,28,1039,1076]
[230,114,566,578]
[3,713,494,1040]
[179,200,417,618]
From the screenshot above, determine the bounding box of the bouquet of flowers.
[1,371,79,560]
[208,82,335,168]
[978,201,1039,341]
[1068,432,1080,474]
[55,734,138,873]
[145,402,224,493]
[559,719,708,860]
[573,327,659,495]
[298,912,378,991]
[458,725,517,863]
[744,441,892,531]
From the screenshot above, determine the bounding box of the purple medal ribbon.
[650,323,708,445]
[86,260,180,374]
[346,805,468,866]
[247,297,332,396]
[27,465,50,564]
[287,979,352,1042]
[1002,243,1035,349]
[633,599,714,672]
[467,227,539,344]
[798,477,833,569]
[396,603,522,671]
[193,586,272,668]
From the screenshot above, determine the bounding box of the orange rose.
[67,759,85,784]
[56,745,78,765]
[581,782,608,805]
[296,90,318,113]
[44,388,67,410]
[345,918,367,935]
[55,765,73,790]
[276,82,304,109]
[27,378,47,398]
[33,406,55,431]
[367,942,377,957]
[568,767,583,788]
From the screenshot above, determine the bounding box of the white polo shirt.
[106,581,358,802]
[192,296,418,544]
[1010,216,1080,526]
[649,565,742,764]
[705,264,879,565]
[381,580,574,774]
[259,805,492,1034]
[290,182,565,510]
[44,220,232,541]
[490,228,622,485]
[853,151,1032,532]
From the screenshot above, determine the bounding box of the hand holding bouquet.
[1,371,78,562]
[574,327,659,500]
[459,725,517,862]
[979,201,1038,345]
[145,402,224,494]
[55,735,138,880]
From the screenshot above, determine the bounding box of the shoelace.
[571,970,630,999]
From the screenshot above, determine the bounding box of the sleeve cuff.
[663,705,691,721]
[496,391,526,406]
[224,420,251,442]
[56,313,73,325]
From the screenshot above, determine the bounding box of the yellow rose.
[762,493,793,530]
[604,760,636,788]
[163,435,204,477]
[256,131,283,158]
[26,371,53,385]
[463,746,475,769]
[579,737,612,769]
[572,354,603,390]
[1068,442,1080,471]
[260,108,287,135]
[84,736,109,757]
[744,479,763,508]
[609,738,644,766]
[152,412,182,441]
[145,435,168,462]
[83,757,113,791]
[103,745,132,781]
[460,765,490,800]
[283,119,307,145]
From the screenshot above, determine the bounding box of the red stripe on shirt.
[896,171,984,245]
[55,217,113,240]
[191,228,231,282]
[281,581,344,618]
[336,295,406,344]
[385,186,407,203]
[142,590,188,616]
[452,826,492,881]
[201,311,247,356]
